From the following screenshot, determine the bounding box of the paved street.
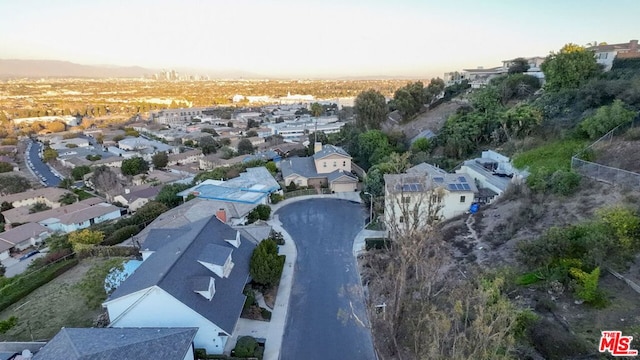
[26,139,61,186]
[276,199,376,360]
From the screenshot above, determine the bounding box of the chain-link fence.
[571,120,640,187]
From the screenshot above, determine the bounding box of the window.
[399,216,404,223]
[460,195,466,203]
[323,162,327,167]
[402,196,410,204]
[343,161,346,166]
[333,161,337,167]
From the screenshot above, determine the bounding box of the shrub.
[569,266,601,304]
[270,193,284,204]
[249,239,284,288]
[260,307,272,320]
[102,225,141,246]
[0,316,18,334]
[624,127,640,141]
[549,170,581,195]
[247,204,271,223]
[234,336,258,358]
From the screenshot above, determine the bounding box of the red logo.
[599,331,638,356]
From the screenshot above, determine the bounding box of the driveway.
[276,198,376,360]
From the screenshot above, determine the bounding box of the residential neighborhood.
[0,16,639,359]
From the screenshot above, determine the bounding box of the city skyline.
[1,0,639,79]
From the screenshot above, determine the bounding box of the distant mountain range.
[0,59,266,80]
[0,59,430,80]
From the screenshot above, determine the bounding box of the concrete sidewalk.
[262,215,296,360]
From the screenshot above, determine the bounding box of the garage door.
[0,249,10,261]
[332,182,356,193]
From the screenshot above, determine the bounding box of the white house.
[103,214,256,355]
[384,163,477,232]
[0,223,52,260]
[587,39,639,71]
[39,202,123,233]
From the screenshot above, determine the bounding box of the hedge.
[0,258,79,312]
[102,225,141,246]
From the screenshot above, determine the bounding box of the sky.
[1,0,639,79]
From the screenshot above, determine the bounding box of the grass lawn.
[73,188,94,200]
[0,257,125,341]
[512,139,589,173]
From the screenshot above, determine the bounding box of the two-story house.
[384,163,477,232]
[280,142,358,192]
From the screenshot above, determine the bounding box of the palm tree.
[58,177,74,190]
[59,193,78,205]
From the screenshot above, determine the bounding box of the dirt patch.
[0,258,115,341]
[382,100,467,139]
[263,286,278,309]
[594,139,640,174]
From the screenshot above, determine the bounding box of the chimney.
[125,188,130,194]
[215,209,227,223]
[631,39,639,51]
[314,142,322,154]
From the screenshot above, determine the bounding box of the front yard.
[0,257,124,341]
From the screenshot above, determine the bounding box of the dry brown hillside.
[383,99,468,140]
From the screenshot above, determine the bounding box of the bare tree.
[364,175,519,359]
[91,165,122,198]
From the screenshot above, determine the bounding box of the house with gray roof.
[456,150,527,203]
[0,223,52,260]
[32,327,197,360]
[103,213,256,355]
[384,162,478,231]
[280,142,358,192]
[176,167,280,225]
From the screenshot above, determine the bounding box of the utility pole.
[364,192,373,225]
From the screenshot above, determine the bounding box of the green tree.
[541,43,601,92]
[121,157,149,176]
[507,57,530,74]
[247,204,271,223]
[0,162,12,173]
[354,89,388,130]
[71,165,91,180]
[237,139,255,155]
[249,239,285,287]
[500,104,543,141]
[426,77,446,97]
[356,130,394,169]
[199,135,219,155]
[0,174,31,194]
[29,202,51,213]
[265,161,277,174]
[42,147,58,163]
[58,177,74,190]
[59,192,78,205]
[392,81,427,117]
[411,137,431,153]
[68,229,104,252]
[580,100,637,139]
[151,151,169,169]
[310,102,323,117]
[156,183,191,208]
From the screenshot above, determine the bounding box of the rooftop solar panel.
[456,184,464,190]
[447,184,457,191]
[462,183,471,190]
[433,177,444,183]
[458,176,467,183]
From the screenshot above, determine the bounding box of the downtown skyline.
[1,0,639,79]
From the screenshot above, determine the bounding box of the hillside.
[383,100,468,141]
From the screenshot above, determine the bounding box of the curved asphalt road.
[26,139,61,186]
[277,199,376,360]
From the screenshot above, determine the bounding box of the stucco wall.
[315,154,351,175]
[106,286,229,355]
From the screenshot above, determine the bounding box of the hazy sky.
[1,0,638,78]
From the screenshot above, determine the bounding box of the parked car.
[19,250,40,261]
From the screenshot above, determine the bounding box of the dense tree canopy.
[237,139,254,155]
[249,239,284,287]
[508,57,530,74]
[354,89,388,130]
[71,165,91,180]
[151,151,168,169]
[541,43,601,92]
[68,229,104,252]
[121,157,149,176]
[155,183,191,208]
